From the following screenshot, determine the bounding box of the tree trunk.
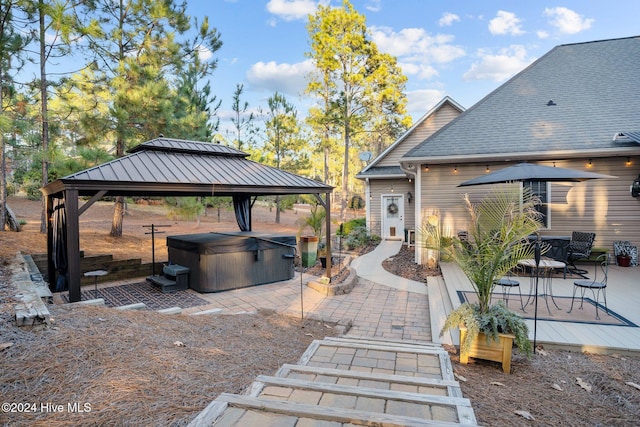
[0,69,6,232]
[39,0,49,233]
[275,195,281,224]
[341,120,350,220]
[110,196,125,237]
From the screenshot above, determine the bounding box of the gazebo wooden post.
[64,189,82,303]
[46,195,55,292]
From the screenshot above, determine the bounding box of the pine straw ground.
[0,273,338,426]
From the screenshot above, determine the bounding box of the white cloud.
[398,62,439,80]
[246,59,315,96]
[536,30,549,39]
[543,7,594,34]
[370,26,465,80]
[406,89,447,117]
[439,12,460,27]
[489,11,525,36]
[463,45,534,82]
[265,0,319,22]
[196,45,213,62]
[365,0,381,12]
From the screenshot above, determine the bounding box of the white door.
[382,195,404,240]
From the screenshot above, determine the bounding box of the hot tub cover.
[166,232,297,255]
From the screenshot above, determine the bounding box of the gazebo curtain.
[52,199,68,292]
[233,195,251,231]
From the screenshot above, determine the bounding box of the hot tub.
[166,232,297,293]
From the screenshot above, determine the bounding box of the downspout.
[364,178,371,231]
[399,162,420,264]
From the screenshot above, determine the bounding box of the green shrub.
[343,225,380,250]
[337,217,366,236]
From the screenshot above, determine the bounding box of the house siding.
[377,104,462,168]
[416,158,640,260]
[368,179,415,240]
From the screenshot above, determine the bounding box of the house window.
[524,181,549,228]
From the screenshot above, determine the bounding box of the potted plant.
[436,188,542,371]
[299,203,326,267]
[318,242,328,268]
[616,248,632,267]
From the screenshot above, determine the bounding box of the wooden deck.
[435,261,640,355]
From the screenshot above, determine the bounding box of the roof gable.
[357,96,464,178]
[404,36,640,162]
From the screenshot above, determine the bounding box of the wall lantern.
[631,174,640,198]
[407,191,413,204]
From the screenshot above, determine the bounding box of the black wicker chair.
[566,231,595,278]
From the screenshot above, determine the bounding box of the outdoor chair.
[566,231,596,278]
[493,269,524,311]
[568,253,609,320]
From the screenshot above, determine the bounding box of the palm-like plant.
[451,188,542,313]
[439,187,543,355]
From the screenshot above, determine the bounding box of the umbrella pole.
[533,237,541,352]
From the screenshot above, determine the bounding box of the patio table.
[518,259,565,314]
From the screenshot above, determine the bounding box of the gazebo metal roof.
[42,138,332,197]
[41,138,334,303]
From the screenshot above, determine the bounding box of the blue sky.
[186,0,638,136]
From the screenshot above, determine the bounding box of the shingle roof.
[403,37,640,162]
[42,138,332,197]
[356,166,405,178]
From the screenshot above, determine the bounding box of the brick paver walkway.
[182,273,431,342]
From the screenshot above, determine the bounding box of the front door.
[382,195,404,240]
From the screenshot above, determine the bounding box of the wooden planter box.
[459,326,515,373]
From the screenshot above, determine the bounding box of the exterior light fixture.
[454,165,458,173]
[407,191,413,204]
[486,165,490,173]
[627,157,632,166]
[587,159,592,168]
[425,165,429,171]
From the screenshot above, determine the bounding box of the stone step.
[297,339,454,381]
[323,335,446,350]
[251,375,475,424]
[207,393,478,427]
[275,363,463,398]
[187,338,478,427]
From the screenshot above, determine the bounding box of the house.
[355,96,465,242]
[360,36,640,265]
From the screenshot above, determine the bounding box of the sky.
[187,0,639,137]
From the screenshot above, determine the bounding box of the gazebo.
[40,138,334,302]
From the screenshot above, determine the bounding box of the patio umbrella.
[458,162,616,352]
[458,162,615,187]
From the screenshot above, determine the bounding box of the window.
[524,181,549,228]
